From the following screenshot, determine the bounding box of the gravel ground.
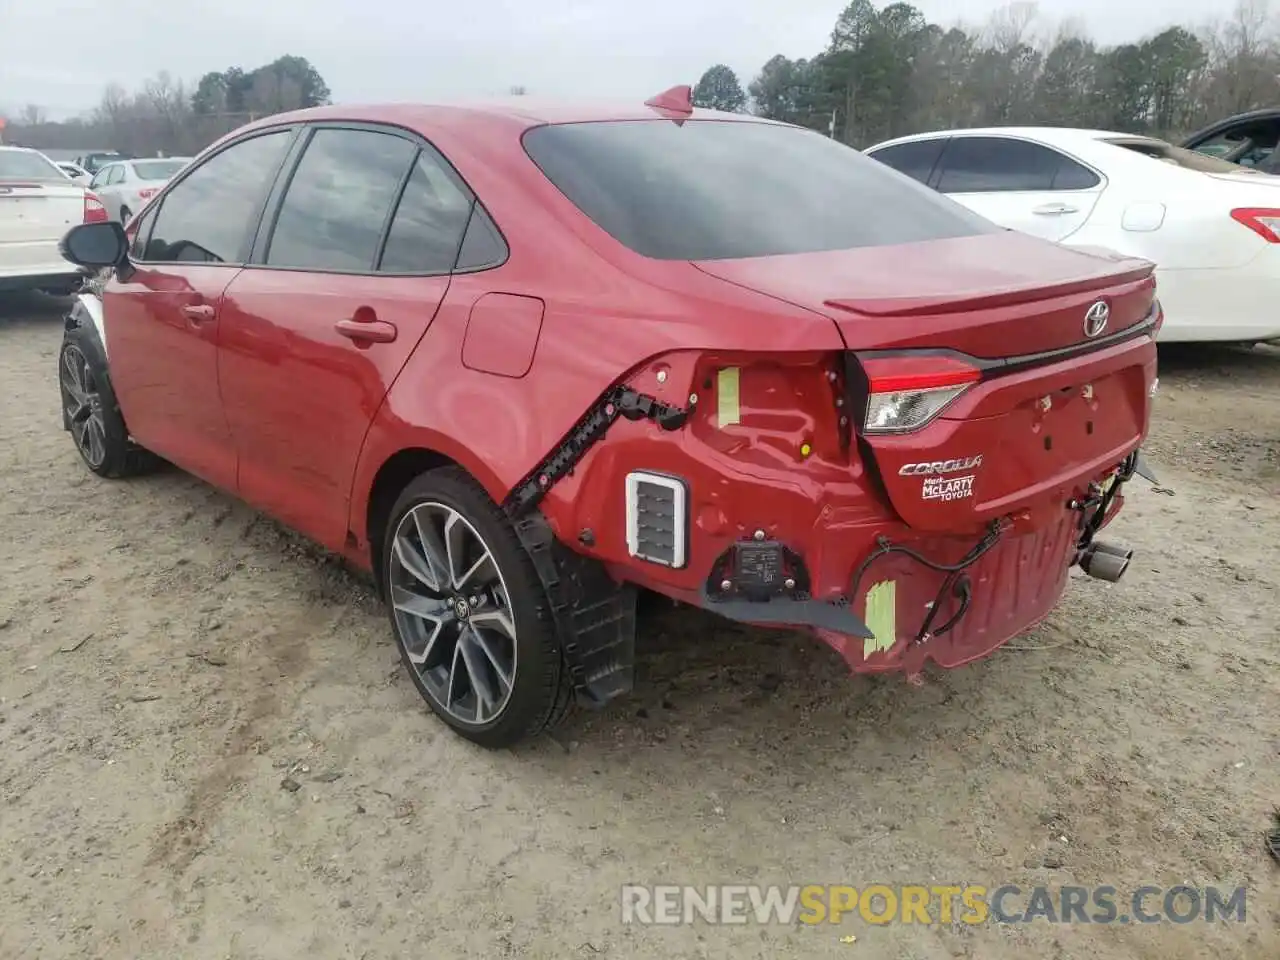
[1,292,1277,960]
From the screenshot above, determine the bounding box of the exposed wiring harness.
[848,518,1009,647]
[1071,451,1138,555]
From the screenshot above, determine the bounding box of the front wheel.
[382,467,569,748]
[58,324,155,478]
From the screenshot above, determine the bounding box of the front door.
[218,126,475,551]
[933,135,1104,243]
[104,128,296,490]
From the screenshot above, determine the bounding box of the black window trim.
[128,205,160,260]
[247,119,510,278]
[933,133,1106,195]
[128,124,303,268]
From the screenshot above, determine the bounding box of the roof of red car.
[250,99,777,134]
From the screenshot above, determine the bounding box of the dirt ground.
[1,292,1276,960]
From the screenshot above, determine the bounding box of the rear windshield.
[1104,137,1257,174]
[0,150,66,182]
[522,120,998,260]
[132,159,188,181]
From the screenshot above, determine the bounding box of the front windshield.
[0,150,68,182]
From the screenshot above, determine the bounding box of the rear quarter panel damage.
[344,259,846,567]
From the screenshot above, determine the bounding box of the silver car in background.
[88,157,192,224]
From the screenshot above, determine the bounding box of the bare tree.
[1201,0,1280,114]
[19,104,47,126]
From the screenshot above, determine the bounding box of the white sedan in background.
[865,127,1280,344]
[88,157,192,225]
[0,146,107,296]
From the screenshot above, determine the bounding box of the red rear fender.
[345,271,844,563]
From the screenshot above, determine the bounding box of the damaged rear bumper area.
[698,452,1145,676]
[501,354,1153,706]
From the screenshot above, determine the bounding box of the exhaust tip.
[1080,541,1132,582]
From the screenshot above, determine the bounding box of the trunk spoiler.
[824,262,1155,318]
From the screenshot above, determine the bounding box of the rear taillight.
[83,193,108,224]
[859,354,981,434]
[1230,207,1280,243]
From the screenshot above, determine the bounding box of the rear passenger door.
[931,135,1104,242]
[216,123,477,551]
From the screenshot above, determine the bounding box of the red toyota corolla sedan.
[56,88,1161,747]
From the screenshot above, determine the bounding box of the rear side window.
[936,137,1099,193]
[1051,158,1101,189]
[454,205,508,271]
[377,148,474,274]
[868,138,947,185]
[267,128,417,272]
[522,120,996,261]
[144,130,293,263]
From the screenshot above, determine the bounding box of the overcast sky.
[0,0,1237,119]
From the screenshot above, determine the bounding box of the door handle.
[335,317,397,344]
[1032,202,1078,216]
[181,303,215,322]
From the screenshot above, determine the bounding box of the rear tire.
[381,466,569,748]
[118,205,131,225]
[58,322,156,478]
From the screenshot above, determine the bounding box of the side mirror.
[59,221,128,269]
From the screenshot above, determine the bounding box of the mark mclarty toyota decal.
[921,474,975,501]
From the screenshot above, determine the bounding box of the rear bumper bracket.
[699,588,875,638]
[504,385,689,517]
[512,511,638,709]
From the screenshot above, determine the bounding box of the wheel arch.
[356,438,508,598]
[65,294,109,360]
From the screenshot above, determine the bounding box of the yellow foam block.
[717,367,740,428]
[863,580,897,659]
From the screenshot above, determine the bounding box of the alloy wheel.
[388,501,519,725]
[60,344,107,469]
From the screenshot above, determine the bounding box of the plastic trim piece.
[624,471,688,569]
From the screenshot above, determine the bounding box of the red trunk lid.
[694,232,1155,356]
[694,232,1159,531]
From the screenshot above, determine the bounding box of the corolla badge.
[899,455,983,476]
[1083,300,1110,338]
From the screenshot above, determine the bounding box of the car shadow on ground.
[1156,341,1280,382]
[541,586,978,756]
[0,291,71,321]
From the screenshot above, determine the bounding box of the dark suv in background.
[1181,108,1280,174]
[75,151,128,175]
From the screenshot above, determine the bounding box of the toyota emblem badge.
[1083,300,1110,338]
